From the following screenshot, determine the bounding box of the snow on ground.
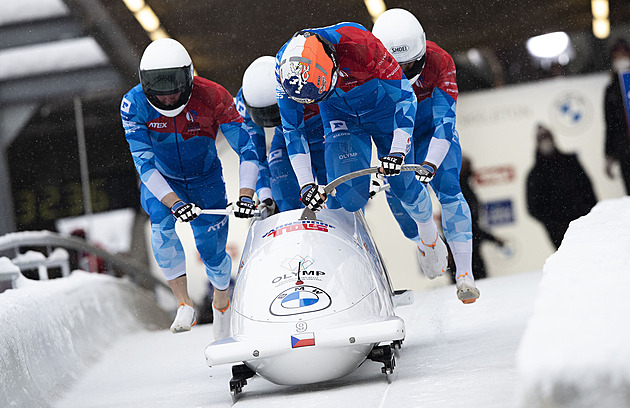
[516,197,630,408]
[0,270,170,408]
[51,271,541,408]
[4,198,630,407]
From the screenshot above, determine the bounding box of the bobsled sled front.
[205,208,406,385]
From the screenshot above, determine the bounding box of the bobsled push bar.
[300,164,429,221]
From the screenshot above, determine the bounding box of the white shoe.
[417,233,448,279]
[170,304,196,334]
[456,272,480,304]
[213,301,231,341]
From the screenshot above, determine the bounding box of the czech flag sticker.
[291,332,315,348]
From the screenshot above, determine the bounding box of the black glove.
[379,153,404,176]
[261,198,279,215]
[300,183,327,211]
[171,201,201,223]
[417,162,436,184]
[234,196,257,218]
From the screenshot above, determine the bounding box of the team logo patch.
[330,120,348,132]
[270,285,331,316]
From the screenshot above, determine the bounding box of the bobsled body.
[205,208,407,386]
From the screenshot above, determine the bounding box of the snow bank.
[516,197,630,408]
[0,270,170,408]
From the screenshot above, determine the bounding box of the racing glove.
[171,201,201,223]
[300,183,327,211]
[379,152,405,176]
[234,196,257,218]
[417,162,437,184]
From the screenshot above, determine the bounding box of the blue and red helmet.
[278,31,338,104]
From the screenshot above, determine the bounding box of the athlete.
[236,56,326,212]
[275,22,448,277]
[120,38,259,338]
[372,8,480,303]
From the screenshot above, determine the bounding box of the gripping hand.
[300,183,327,211]
[234,196,257,218]
[379,153,404,176]
[417,162,437,184]
[171,201,201,223]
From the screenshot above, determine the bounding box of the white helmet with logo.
[242,56,281,127]
[139,38,194,117]
[372,8,426,83]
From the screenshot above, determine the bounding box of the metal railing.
[0,230,169,293]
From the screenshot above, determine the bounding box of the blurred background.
[1,0,629,298]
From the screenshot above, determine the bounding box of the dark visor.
[243,95,281,128]
[140,66,192,96]
[403,54,426,81]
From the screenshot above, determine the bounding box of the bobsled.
[204,165,426,397]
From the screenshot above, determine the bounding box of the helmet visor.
[245,100,281,128]
[402,54,426,82]
[140,65,192,96]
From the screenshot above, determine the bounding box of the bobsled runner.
[205,165,426,398]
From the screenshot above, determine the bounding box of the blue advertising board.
[621,70,630,136]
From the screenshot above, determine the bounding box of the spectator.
[526,125,597,249]
[604,38,630,193]
[69,228,107,274]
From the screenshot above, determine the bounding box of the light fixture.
[135,6,160,33]
[591,0,610,39]
[149,28,170,41]
[593,18,610,39]
[122,0,145,13]
[526,32,570,59]
[467,48,484,66]
[591,0,609,19]
[364,0,386,22]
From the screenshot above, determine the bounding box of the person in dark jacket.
[604,38,630,193]
[527,125,597,249]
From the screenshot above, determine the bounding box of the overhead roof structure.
[2,0,630,103]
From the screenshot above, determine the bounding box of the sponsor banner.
[483,199,515,226]
[620,70,630,135]
[262,220,334,238]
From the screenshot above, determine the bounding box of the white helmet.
[372,8,427,83]
[242,56,281,127]
[139,38,194,117]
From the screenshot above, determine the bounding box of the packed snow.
[516,197,630,407]
[1,198,629,407]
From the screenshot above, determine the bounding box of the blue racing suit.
[235,89,326,211]
[121,77,259,290]
[276,22,433,223]
[386,41,473,268]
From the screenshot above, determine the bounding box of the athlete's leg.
[141,184,198,332]
[141,184,188,299]
[428,133,474,278]
[184,182,232,296]
[269,129,302,211]
[372,131,436,243]
[320,112,372,212]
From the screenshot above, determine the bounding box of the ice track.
[54,271,541,408]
